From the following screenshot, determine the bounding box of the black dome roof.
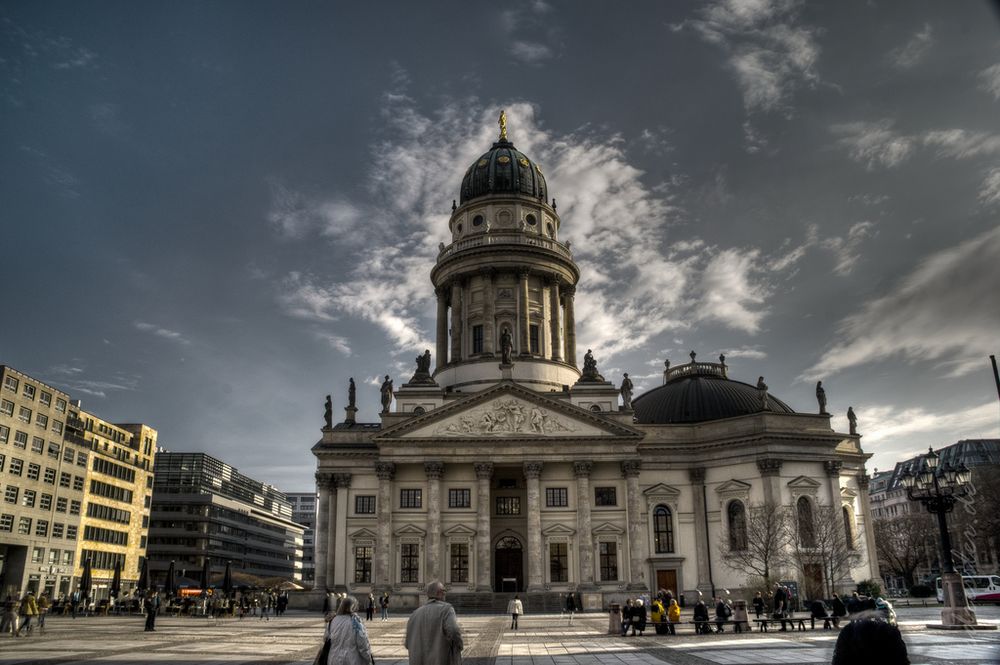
[460,139,548,204]
[632,369,795,425]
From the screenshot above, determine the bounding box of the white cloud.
[509,41,552,64]
[830,120,914,170]
[134,321,190,345]
[977,63,1000,101]
[315,333,352,356]
[802,224,1000,380]
[697,247,769,333]
[922,129,1000,160]
[719,345,768,360]
[277,272,339,322]
[819,221,875,276]
[860,401,998,449]
[978,167,1000,208]
[501,1,558,63]
[888,24,934,69]
[266,179,368,240]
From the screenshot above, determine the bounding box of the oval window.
[525,214,537,226]
[473,215,484,227]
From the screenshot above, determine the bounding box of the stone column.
[856,473,880,580]
[757,458,783,506]
[474,462,494,591]
[436,286,449,368]
[563,285,577,367]
[313,473,332,590]
[425,461,444,582]
[375,462,395,591]
[548,277,561,361]
[326,475,340,588]
[332,473,352,587]
[481,269,496,355]
[518,270,530,355]
[623,460,648,590]
[524,461,544,591]
[689,467,711,591]
[450,280,463,362]
[574,462,595,588]
[824,460,843,507]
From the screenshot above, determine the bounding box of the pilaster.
[450,280,463,362]
[425,461,444,581]
[563,285,577,367]
[524,461,544,591]
[475,462,494,591]
[375,462,395,591]
[548,277,561,361]
[856,473,880,580]
[436,286,449,368]
[824,460,843,507]
[331,473,352,588]
[518,269,530,355]
[757,458,783,506]
[689,467,711,591]
[622,460,647,590]
[573,461,595,588]
[313,473,333,591]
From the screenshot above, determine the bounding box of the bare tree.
[792,502,863,598]
[719,502,793,590]
[873,514,932,588]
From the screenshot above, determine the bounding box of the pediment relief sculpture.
[433,398,591,437]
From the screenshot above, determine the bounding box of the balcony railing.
[438,232,573,261]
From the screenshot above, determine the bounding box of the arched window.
[653,505,674,553]
[589,404,602,412]
[797,497,816,548]
[728,501,748,551]
[842,506,854,549]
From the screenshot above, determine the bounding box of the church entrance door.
[494,536,524,592]
[656,569,678,596]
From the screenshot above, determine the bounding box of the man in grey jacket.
[405,581,464,665]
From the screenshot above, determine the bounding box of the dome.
[460,139,548,204]
[632,361,795,425]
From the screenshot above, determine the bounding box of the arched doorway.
[494,536,523,592]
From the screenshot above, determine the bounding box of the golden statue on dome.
[498,109,507,141]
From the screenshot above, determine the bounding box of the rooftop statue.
[324,395,332,429]
[348,377,356,409]
[580,349,606,382]
[380,375,394,414]
[816,380,828,414]
[409,349,434,384]
[756,376,770,411]
[620,373,634,410]
[847,406,858,435]
[498,109,507,141]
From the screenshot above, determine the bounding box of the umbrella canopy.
[110,560,122,598]
[222,560,233,596]
[136,557,149,593]
[200,556,212,591]
[277,580,304,591]
[164,560,176,595]
[79,558,93,602]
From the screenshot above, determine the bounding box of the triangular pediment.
[715,479,753,495]
[443,524,477,537]
[592,521,625,535]
[840,486,858,500]
[787,476,822,489]
[542,523,576,536]
[375,381,643,441]
[349,527,377,539]
[394,524,427,537]
[643,483,682,500]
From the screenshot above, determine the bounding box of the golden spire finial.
[498,109,507,141]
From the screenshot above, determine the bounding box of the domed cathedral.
[311,113,878,612]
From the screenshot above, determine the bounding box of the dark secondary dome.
[632,355,795,425]
[460,115,548,204]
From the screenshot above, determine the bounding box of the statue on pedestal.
[323,395,332,429]
[756,376,770,411]
[348,378,356,409]
[847,406,858,435]
[409,349,434,384]
[816,381,828,414]
[380,375,394,414]
[580,349,605,382]
[500,328,514,365]
[620,373,634,410]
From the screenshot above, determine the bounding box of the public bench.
[753,613,835,631]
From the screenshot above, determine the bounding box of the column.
[450,280,463,362]
[375,462,395,591]
[425,461,444,582]
[574,462,595,588]
[326,474,340,588]
[482,270,496,355]
[756,458,783,506]
[563,285,577,367]
[548,277,561,361]
[313,473,332,591]
[623,460,648,590]
[824,460,843,507]
[524,461,544,591]
[689,467,711,591]
[332,473,352,587]
[518,269,531,354]
[856,474,880,580]
[436,287,449,368]
[474,462,494,591]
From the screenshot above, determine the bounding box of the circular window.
[590,404,602,412]
[473,215,484,227]
[525,214,537,226]
[457,223,463,233]
[412,406,425,415]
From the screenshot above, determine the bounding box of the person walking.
[752,591,765,619]
[143,592,157,632]
[0,596,17,636]
[36,594,49,633]
[405,581,463,665]
[564,592,577,625]
[379,592,390,622]
[507,594,523,630]
[324,595,373,665]
[365,593,375,621]
[14,591,38,637]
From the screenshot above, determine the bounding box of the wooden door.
[656,569,678,596]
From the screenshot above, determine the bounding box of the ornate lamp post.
[900,447,979,628]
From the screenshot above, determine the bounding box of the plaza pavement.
[0,607,997,665]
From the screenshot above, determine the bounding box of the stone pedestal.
[927,572,993,630]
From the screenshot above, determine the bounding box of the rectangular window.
[89,479,132,502]
[48,549,59,564]
[31,436,43,453]
[22,489,35,508]
[32,547,44,563]
[35,520,48,537]
[39,493,52,510]
[77,452,88,467]
[0,454,4,472]
[43,467,55,484]
[62,550,74,566]
[73,476,84,491]
[9,458,22,476]
[51,420,63,435]
[545,487,568,507]
[56,497,67,513]
[599,542,618,581]
[0,400,13,416]
[495,496,521,515]
[595,487,618,506]
[472,325,484,354]
[47,442,60,459]
[355,495,376,514]
[354,546,373,583]
[400,543,420,583]
[35,413,48,429]
[62,447,74,463]
[0,513,12,531]
[70,500,81,515]
[529,324,540,354]
[13,430,27,448]
[450,543,469,583]
[66,525,77,539]
[3,376,17,392]
[400,489,422,509]
[22,384,35,400]
[18,406,31,423]
[549,542,568,582]
[448,488,471,508]
[55,398,66,413]
[91,456,136,483]
[83,525,129,546]
[0,425,7,443]
[27,463,40,480]
[52,523,64,538]
[60,472,71,488]
[39,391,52,407]
[86,502,132,525]
[17,516,31,535]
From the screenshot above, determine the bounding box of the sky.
[2,0,999,492]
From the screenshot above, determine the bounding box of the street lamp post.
[900,447,980,628]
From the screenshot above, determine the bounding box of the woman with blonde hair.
[323,595,373,665]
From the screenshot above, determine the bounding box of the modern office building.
[287,492,317,586]
[146,452,304,584]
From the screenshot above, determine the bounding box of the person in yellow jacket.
[36,594,50,632]
[666,598,681,635]
[14,591,39,636]
[650,598,667,634]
